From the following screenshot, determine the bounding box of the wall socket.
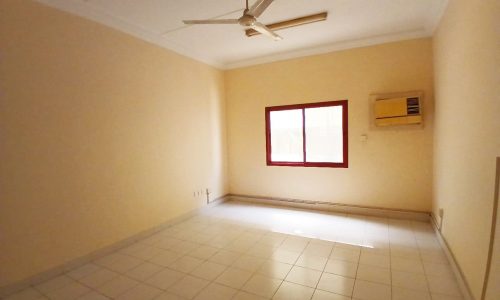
[193,188,210,199]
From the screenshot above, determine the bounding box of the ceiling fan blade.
[183,19,239,25]
[246,12,328,37]
[251,22,282,41]
[248,0,274,18]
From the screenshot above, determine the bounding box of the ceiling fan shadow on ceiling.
[182,0,328,41]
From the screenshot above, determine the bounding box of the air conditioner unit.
[374,95,422,126]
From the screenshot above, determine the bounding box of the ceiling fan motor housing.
[239,14,256,27]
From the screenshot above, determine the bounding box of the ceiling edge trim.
[34,0,226,69]
[425,0,450,34]
[223,29,431,70]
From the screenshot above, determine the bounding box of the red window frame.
[265,100,348,168]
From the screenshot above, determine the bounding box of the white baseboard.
[430,213,474,300]
[0,195,228,298]
[229,194,430,222]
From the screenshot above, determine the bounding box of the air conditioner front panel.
[373,95,422,127]
[374,97,408,118]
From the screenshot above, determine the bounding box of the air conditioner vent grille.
[407,97,420,115]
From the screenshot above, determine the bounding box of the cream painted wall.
[432,0,500,299]
[225,38,434,212]
[0,0,227,287]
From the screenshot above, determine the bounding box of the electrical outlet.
[439,208,444,218]
[193,189,206,198]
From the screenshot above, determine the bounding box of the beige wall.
[225,38,434,212]
[0,0,227,287]
[432,0,500,299]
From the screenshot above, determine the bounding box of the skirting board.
[229,194,431,222]
[430,213,474,300]
[0,195,228,298]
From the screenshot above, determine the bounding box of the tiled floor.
[4,201,464,300]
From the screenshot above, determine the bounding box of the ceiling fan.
[183,0,327,41]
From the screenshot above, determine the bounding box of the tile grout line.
[6,203,461,300]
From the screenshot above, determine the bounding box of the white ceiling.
[36,0,448,69]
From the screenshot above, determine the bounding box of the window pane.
[270,109,304,162]
[305,106,343,163]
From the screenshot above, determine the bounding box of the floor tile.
[257,260,293,280]
[241,274,281,298]
[330,247,360,263]
[427,275,462,296]
[167,275,209,299]
[225,240,255,253]
[168,255,203,273]
[430,293,464,300]
[232,255,266,272]
[391,257,425,274]
[317,273,355,296]
[193,283,237,300]
[77,291,109,300]
[280,237,309,252]
[420,250,448,264]
[285,266,322,288]
[273,281,315,300]
[302,243,333,258]
[423,262,454,277]
[215,267,253,289]
[125,245,163,261]
[154,291,186,299]
[208,250,241,266]
[148,250,181,267]
[295,254,328,271]
[392,270,429,291]
[359,252,390,269]
[246,243,276,258]
[124,262,163,281]
[114,283,162,300]
[352,279,391,300]
[155,238,180,250]
[259,234,286,247]
[188,246,219,260]
[96,253,143,273]
[13,202,461,300]
[271,249,301,264]
[335,242,361,252]
[78,268,119,288]
[232,291,267,300]
[311,289,351,300]
[66,264,101,280]
[392,286,432,300]
[190,261,227,281]
[324,259,357,278]
[170,241,201,255]
[45,282,90,300]
[144,268,184,290]
[356,264,391,284]
[391,245,420,260]
[95,275,139,298]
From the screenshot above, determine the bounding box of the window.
[265,100,348,168]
